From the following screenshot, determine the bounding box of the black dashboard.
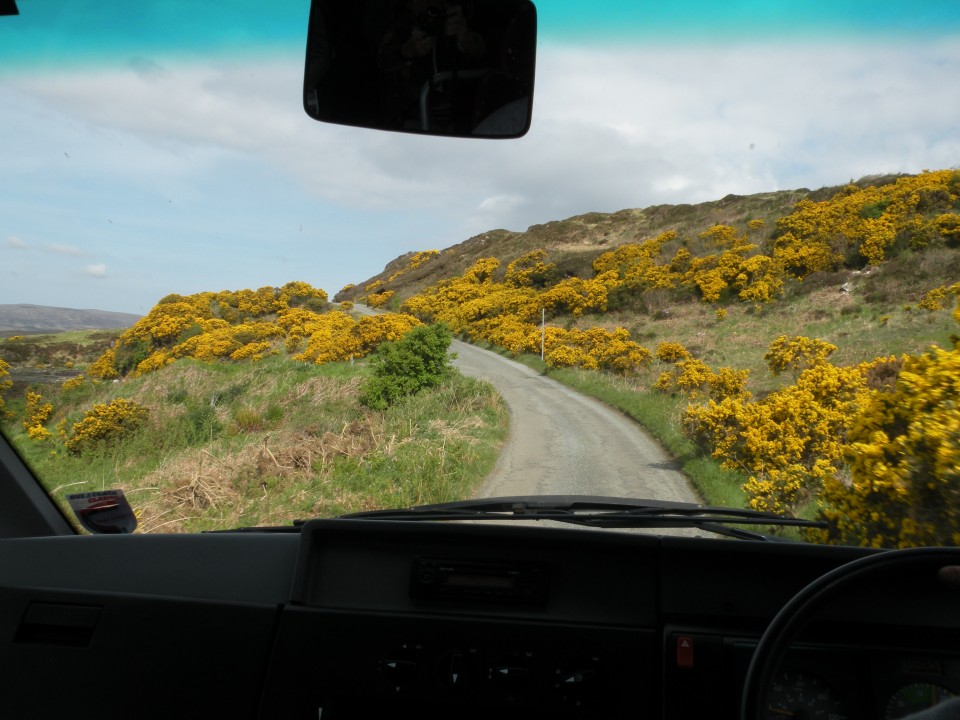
[1,521,959,719]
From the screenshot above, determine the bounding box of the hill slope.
[335,174,909,303]
[0,304,141,335]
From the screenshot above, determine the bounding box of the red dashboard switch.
[676,635,694,669]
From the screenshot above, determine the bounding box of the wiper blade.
[212,496,823,539]
[338,495,824,537]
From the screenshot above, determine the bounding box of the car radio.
[411,557,548,604]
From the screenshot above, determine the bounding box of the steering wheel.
[740,547,960,720]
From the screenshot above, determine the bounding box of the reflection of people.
[472,0,535,136]
[304,0,534,137]
[375,0,487,131]
[395,3,484,62]
[303,7,332,118]
[304,1,382,127]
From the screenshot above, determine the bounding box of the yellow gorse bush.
[65,398,149,455]
[654,342,691,364]
[505,250,557,288]
[386,250,440,283]
[918,282,960,312]
[22,390,54,442]
[656,358,750,402]
[400,258,653,374]
[764,335,839,377]
[293,312,421,365]
[684,355,868,514]
[816,344,960,548]
[60,375,85,392]
[773,170,960,277]
[681,317,960,547]
[0,356,11,411]
[87,282,422,378]
[365,290,395,308]
[591,226,786,305]
[546,326,653,374]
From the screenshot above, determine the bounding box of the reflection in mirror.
[304,0,536,138]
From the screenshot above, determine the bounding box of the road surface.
[452,339,701,505]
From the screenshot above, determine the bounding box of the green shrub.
[114,338,151,375]
[360,324,454,410]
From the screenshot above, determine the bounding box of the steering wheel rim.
[740,547,960,720]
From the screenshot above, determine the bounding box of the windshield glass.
[1,0,959,546]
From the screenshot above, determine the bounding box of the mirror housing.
[304,0,536,138]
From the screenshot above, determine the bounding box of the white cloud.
[7,235,28,249]
[84,263,108,278]
[3,35,960,310]
[13,39,960,229]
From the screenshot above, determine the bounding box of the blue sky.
[2,0,960,314]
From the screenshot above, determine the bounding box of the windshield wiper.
[337,495,824,541]
[210,496,824,540]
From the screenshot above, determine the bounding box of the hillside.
[334,174,907,304]
[0,304,141,335]
[335,169,960,387]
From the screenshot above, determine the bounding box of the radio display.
[411,558,548,603]
[441,572,515,590]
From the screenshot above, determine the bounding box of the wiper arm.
[338,495,824,538]
[211,496,822,540]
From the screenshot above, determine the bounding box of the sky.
[2,0,960,315]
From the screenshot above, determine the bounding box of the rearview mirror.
[304,0,536,138]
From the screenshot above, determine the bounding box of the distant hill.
[0,304,141,335]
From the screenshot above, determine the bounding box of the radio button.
[378,659,418,684]
[491,665,532,689]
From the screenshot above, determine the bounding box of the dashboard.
[0,520,959,719]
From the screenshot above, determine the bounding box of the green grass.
[608,288,956,395]
[1,354,507,533]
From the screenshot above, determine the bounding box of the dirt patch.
[799,285,859,320]
[7,367,82,395]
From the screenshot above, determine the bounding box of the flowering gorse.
[22,390,54,442]
[0,356,11,412]
[65,398,150,455]
[87,282,424,378]
[815,345,960,548]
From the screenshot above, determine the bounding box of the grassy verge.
[2,354,508,533]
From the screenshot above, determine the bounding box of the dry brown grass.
[289,375,363,405]
[136,416,386,532]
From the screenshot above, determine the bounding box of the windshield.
[1,0,958,546]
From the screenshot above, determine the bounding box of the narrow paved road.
[452,339,701,505]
